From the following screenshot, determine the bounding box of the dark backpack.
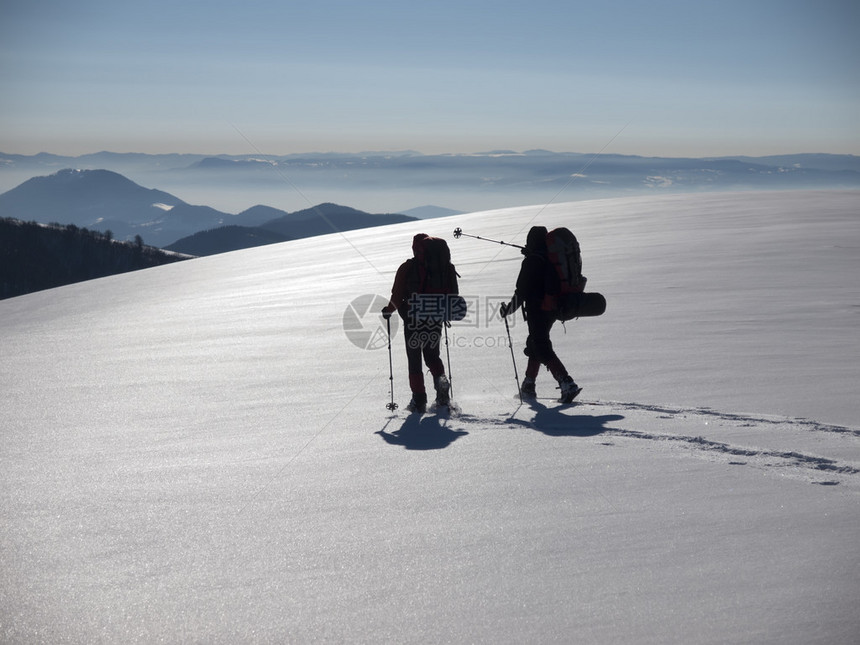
[544,227,584,296]
[407,235,465,322]
[412,235,458,294]
[541,227,588,318]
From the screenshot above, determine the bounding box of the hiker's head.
[524,226,548,255]
[412,233,429,259]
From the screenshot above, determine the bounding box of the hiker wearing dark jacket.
[500,226,580,403]
[382,233,458,412]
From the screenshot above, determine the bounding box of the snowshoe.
[406,392,427,413]
[558,376,582,404]
[520,377,536,399]
[434,374,451,407]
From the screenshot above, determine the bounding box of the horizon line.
[1,149,858,160]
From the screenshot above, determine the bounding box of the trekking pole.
[443,322,454,402]
[453,227,525,251]
[385,316,398,411]
[503,310,522,404]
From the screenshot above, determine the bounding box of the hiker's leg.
[525,310,568,381]
[422,325,445,379]
[404,323,426,394]
[524,357,541,380]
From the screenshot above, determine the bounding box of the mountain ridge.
[166,203,416,256]
[0,169,417,251]
[3,150,858,219]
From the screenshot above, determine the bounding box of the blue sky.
[1,0,857,157]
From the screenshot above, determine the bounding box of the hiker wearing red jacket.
[383,233,459,413]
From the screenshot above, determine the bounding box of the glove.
[381,305,394,320]
[500,301,511,318]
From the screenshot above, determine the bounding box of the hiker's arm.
[502,258,534,317]
[449,264,459,295]
[382,261,408,317]
[516,256,543,302]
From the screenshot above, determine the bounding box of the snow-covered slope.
[2,190,858,643]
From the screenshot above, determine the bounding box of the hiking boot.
[434,374,450,406]
[559,375,582,404]
[520,376,536,399]
[406,392,427,413]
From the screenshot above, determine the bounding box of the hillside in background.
[0,218,188,300]
[165,203,416,256]
[256,202,416,237]
[0,169,420,296]
[0,169,213,248]
[164,204,416,256]
[162,225,290,257]
[0,169,418,252]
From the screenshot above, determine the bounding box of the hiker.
[500,226,582,403]
[382,233,459,412]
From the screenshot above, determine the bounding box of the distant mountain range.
[0,168,416,251]
[3,150,858,182]
[1,150,858,254]
[3,151,858,208]
[165,203,416,256]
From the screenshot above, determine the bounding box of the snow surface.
[1,190,859,643]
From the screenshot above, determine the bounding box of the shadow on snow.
[376,412,469,450]
[376,399,624,449]
[507,399,625,437]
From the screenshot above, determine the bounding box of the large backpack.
[417,236,456,294]
[407,235,465,322]
[544,227,584,297]
[541,227,605,320]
